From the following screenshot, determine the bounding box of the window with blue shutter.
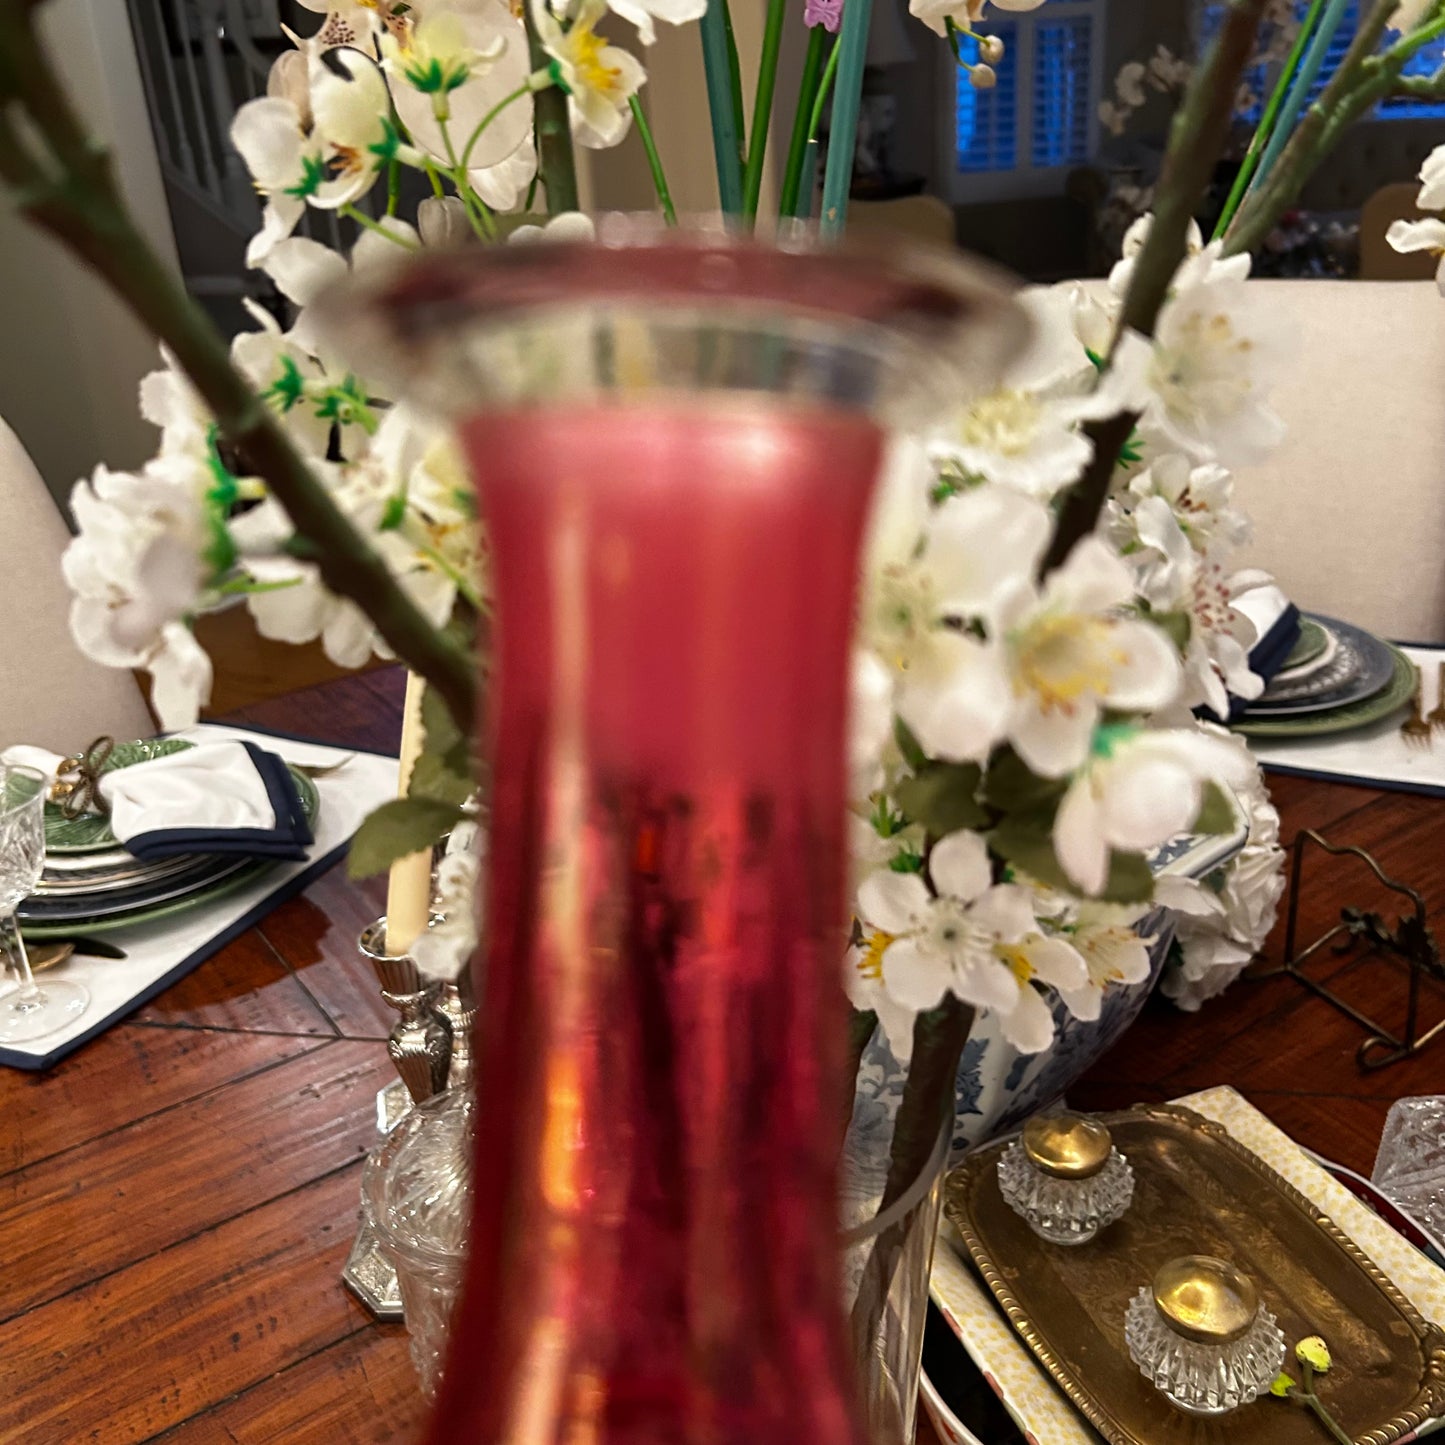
[950,0,1102,194]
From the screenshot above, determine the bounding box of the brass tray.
[944,1104,1445,1445]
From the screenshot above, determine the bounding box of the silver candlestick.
[342,916,456,1319]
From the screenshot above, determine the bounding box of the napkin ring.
[50,736,115,819]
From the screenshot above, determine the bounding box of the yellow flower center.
[995,943,1036,986]
[1013,612,1123,713]
[571,26,622,95]
[857,930,893,981]
[958,389,1041,458]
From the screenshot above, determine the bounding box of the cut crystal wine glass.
[0,764,89,1042]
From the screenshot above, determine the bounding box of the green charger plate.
[1232,644,1416,739]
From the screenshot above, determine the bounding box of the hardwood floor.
[1,666,1438,1441]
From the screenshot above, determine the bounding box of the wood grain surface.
[0,669,1433,1443]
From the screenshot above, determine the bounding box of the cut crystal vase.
[321,219,1025,1444]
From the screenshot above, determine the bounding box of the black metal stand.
[1250,829,1445,1070]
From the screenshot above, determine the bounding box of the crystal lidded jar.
[997,1112,1135,1245]
[317,219,1027,1445]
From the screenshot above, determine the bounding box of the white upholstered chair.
[1235,280,1445,644]
[0,419,155,753]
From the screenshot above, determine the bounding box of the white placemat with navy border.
[1250,644,1445,798]
[0,722,398,1072]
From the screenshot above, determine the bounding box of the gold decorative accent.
[1151,1255,1259,1345]
[48,736,114,819]
[1021,1113,1112,1180]
[945,1104,1445,1445]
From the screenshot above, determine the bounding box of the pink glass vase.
[323,222,1025,1445]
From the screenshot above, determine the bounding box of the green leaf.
[888,846,925,874]
[989,813,1073,894]
[421,683,472,778]
[1191,781,1237,836]
[348,797,466,879]
[981,747,1067,814]
[895,762,987,837]
[893,717,928,771]
[1100,850,1154,904]
[407,751,474,808]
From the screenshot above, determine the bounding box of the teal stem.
[699,0,744,212]
[723,0,748,163]
[819,0,875,237]
[1213,0,1328,239]
[742,0,788,224]
[628,95,677,225]
[1252,0,1354,188]
[779,25,828,219]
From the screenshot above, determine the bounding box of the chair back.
[0,420,156,753]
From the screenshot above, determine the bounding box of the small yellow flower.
[1296,1336,1332,1373]
[1270,1371,1296,1398]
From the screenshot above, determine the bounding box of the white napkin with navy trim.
[2,739,312,861]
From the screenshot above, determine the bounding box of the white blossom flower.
[932,286,1150,499]
[1142,259,1288,465]
[1055,906,1155,1021]
[855,830,1040,1050]
[1115,60,1147,107]
[139,348,211,459]
[295,0,392,45]
[862,442,1048,762]
[1052,723,1251,895]
[997,536,1182,778]
[411,817,484,982]
[991,930,1089,1051]
[1125,453,1250,556]
[533,0,645,148]
[231,97,325,263]
[1387,218,1445,295]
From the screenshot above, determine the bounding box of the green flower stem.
[627,95,677,225]
[340,202,421,249]
[523,2,580,215]
[778,25,829,219]
[435,116,498,239]
[0,0,476,731]
[1251,0,1355,190]
[423,158,446,198]
[723,0,748,163]
[807,37,843,145]
[819,0,875,237]
[790,35,842,219]
[699,0,745,212]
[741,0,787,225]
[1223,0,1434,257]
[1213,0,1328,240]
[1043,0,1272,576]
[1295,1363,1354,1445]
[458,81,534,172]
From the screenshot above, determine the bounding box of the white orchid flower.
[470,134,539,211]
[533,0,646,149]
[607,0,707,46]
[231,97,325,264]
[1415,143,1445,211]
[856,830,1040,1045]
[1143,260,1288,465]
[907,0,985,39]
[295,0,392,40]
[933,286,1151,499]
[1055,906,1155,1021]
[997,536,1182,778]
[386,4,535,171]
[139,347,211,459]
[862,440,1046,761]
[1053,723,1251,895]
[1387,218,1445,295]
[63,459,217,727]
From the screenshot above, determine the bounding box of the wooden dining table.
[2,666,1440,1444]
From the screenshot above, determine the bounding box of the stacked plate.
[1230,614,1416,739]
[18,739,320,940]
